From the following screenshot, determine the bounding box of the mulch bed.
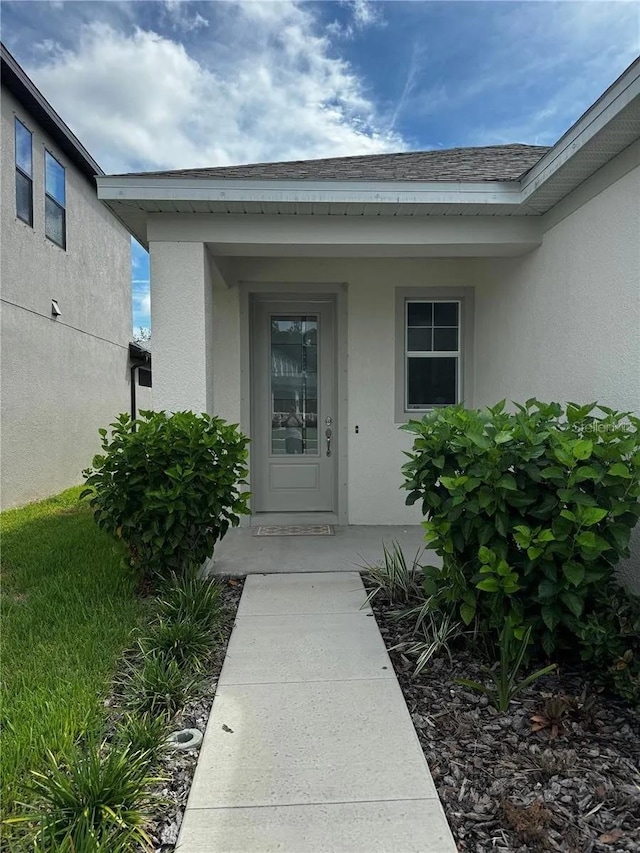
[145,577,244,852]
[372,598,640,853]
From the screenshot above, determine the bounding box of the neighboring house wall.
[0,87,132,508]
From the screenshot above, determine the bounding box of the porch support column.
[149,241,214,414]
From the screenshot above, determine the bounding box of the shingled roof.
[112,143,550,183]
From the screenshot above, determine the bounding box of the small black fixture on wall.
[128,341,152,422]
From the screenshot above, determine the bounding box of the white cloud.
[350,0,383,30]
[25,3,403,174]
[133,288,151,316]
[328,0,386,40]
[162,0,209,33]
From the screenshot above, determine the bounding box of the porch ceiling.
[145,212,543,258]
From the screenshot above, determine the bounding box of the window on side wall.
[395,289,473,422]
[15,118,33,226]
[45,150,66,249]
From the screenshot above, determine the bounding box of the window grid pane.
[15,119,32,175]
[45,197,66,249]
[433,302,459,327]
[405,299,461,408]
[16,171,33,226]
[45,151,66,206]
[407,327,432,352]
[407,357,458,407]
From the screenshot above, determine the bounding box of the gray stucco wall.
[474,156,640,591]
[1,86,133,508]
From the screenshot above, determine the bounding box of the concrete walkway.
[176,572,456,853]
[209,525,436,575]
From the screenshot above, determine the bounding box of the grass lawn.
[0,487,143,817]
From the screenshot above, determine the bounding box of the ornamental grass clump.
[82,411,250,585]
[8,742,158,852]
[115,712,171,767]
[361,540,424,606]
[138,616,213,672]
[155,572,223,632]
[402,400,640,698]
[123,655,201,718]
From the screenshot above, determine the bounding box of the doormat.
[254,524,335,537]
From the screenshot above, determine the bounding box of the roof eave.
[97,177,523,206]
[521,55,640,198]
[96,56,640,234]
[1,43,103,185]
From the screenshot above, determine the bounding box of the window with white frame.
[405,299,461,408]
[45,150,66,249]
[15,118,33,227]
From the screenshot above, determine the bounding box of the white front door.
[252,298,336,512]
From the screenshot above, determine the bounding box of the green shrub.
[82,411,250,583]
[124,655,200,718]
[402,400,640,689]
[8,743,158,851]
[573,583,640,701]
[139,616,213,671]
[156,572,223,631]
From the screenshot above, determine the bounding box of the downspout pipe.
[130,361,140,422]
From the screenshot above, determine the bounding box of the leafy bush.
[402,400,640,688]
[574,583,640,701]
[139,617,213,671]
[8,743,157,851]
[156,572,223,631]
[124,655,200,718]
[82,411,250,583]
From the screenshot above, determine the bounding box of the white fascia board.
[521,57,640,198]
[97,176,522,207]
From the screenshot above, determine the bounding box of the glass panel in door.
[270,315,318,455]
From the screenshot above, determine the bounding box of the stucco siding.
[149,241,213,414]
[211,267,241,422]
[473,161,640,591]
[1,306,131,507]
[474,164,640,413]
[1,86,132,508]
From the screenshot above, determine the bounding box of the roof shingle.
[110,144,550,183]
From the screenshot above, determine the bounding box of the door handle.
[325,427,332,457]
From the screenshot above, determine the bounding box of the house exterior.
[97,59,640,589]
[0,45,148,509]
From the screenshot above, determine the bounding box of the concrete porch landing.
[208,524,435,575]
[176,572,456,853]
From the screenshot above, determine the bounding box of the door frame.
[239,282,348,525]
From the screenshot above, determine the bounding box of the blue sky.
[3,1,639,333]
